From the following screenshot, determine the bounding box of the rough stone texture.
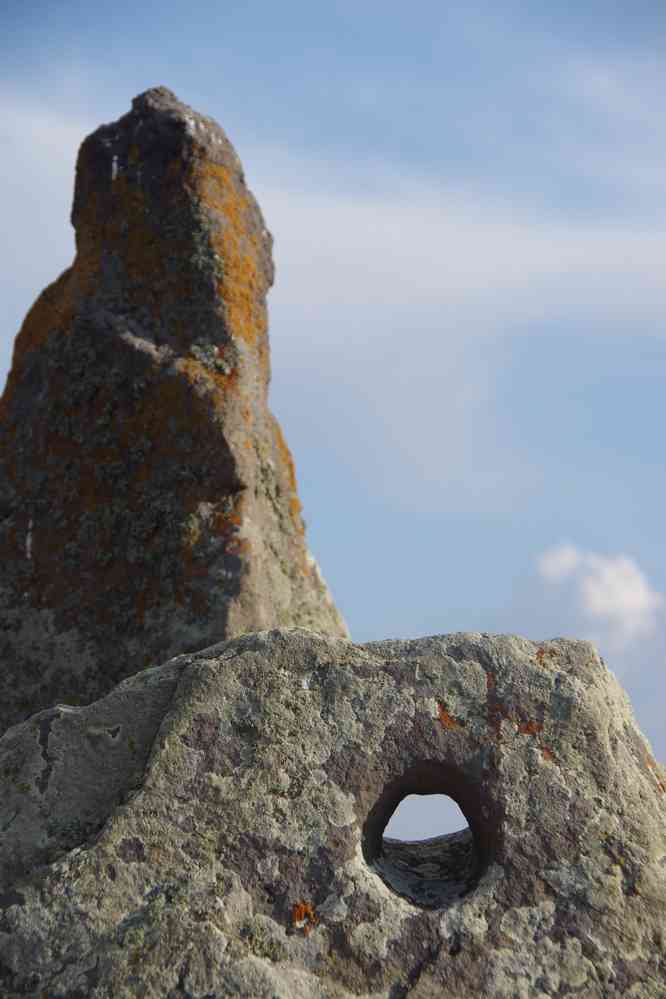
[0,88,347,736]
[1,629,664,997]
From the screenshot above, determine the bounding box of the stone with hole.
[1,629,664,997]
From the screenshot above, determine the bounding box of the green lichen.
[240,917,287,963]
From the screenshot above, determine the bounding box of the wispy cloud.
[254,151,666,512]
[538,543,582,583]
[560,55,665,130]
[537,543,664,652]
[5,79,666,519]
[5,79,666,341]
[549,55,666,208]
[254,167,666,325]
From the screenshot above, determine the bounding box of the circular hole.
[363,762,483,908]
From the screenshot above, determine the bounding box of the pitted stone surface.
[0,88,347,736]
[1,630,664,997]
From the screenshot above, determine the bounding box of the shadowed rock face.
[0,87,347,735]
[1,630,664,997]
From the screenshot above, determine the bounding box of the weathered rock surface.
[0,88,347,736]
[1,629,664,997]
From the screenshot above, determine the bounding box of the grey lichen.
[1,629,663,997]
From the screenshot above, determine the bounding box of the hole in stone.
[363,762,484,908]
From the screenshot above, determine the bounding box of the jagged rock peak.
[0,89,347,736]
[0,630,664,996]
[130,85,207,115]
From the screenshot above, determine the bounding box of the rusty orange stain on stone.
[536,645,558,665]
[518,720,543,736]
[486,692,508,740]
[190,158,269,371]
[291,900,318,935]
[643,752,666,794]
[437,702,463,730]
[273,418,298,494]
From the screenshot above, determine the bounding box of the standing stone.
[0,88,347,736]
[0,630,664,997]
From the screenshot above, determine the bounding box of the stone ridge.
[0,630,664,996]
[0,87,347,736]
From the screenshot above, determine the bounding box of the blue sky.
[2,2,665,837]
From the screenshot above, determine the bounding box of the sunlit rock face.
[1,630,664,997]
[0,88,347,735]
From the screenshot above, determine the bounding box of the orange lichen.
[2,269,72,377]
[289,494,303,520]
[0,243,111,425]
[291,900,318,935]
[486,695,509,740]
[2,327,248,630]
[517,720,543,736]
[437,702,464,730]
[641,749,666,794]
[266,417,305,536]
[535,645,557,666]
[189,159,268,369]
[518,719,555,761]
[273,419,298,494]
[482,668,552,748]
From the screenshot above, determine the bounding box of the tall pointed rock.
[0,87,347,735]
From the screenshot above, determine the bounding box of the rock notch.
[0,87,347,736]
[0,630,664,996]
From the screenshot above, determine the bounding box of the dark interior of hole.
[362,760,488,867]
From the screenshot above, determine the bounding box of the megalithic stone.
[0,87,348,735]
[0,631,664,995]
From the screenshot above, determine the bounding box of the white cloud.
[537,543,581,582]
[537,543,664,652]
